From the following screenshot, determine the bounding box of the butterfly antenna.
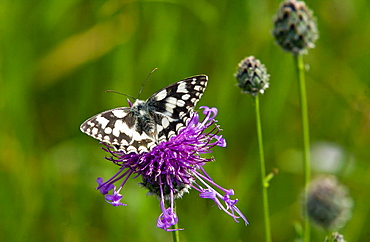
[105,90,136,100]
[138,68,158,99]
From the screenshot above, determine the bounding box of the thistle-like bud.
[305,175,353,231]
[234,56,270,96]
[272,0,318,55]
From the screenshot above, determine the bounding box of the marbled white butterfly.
[80,75,208,154]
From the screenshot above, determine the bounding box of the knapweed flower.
[272,0,318,55]
[234,56,270,96]
[96,106,248,231]
[305,175,353,231]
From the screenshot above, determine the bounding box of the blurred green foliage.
[1,0,369,241]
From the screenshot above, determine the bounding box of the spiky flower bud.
[234,56,270,96]
[305,175,353,231]
[273,0,318,55]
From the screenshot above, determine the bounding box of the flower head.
[234,56,270,96]
[305,175,353,231]
[272,0,318,55]
[96,106,248,231]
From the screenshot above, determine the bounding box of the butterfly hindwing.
[147,75,208,142]
[80,75,208,153]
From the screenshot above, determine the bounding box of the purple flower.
[157,199,180,231]
[96,106,248,231]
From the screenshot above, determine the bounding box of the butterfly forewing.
[80,75,208,153]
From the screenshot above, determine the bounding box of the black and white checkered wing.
[146,75,208,142]
[80,107,153,153]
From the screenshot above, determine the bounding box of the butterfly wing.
[146,75,208,142]
[80,107,156,153]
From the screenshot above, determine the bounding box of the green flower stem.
[170,202,180,242]
[294,54,312,242]
[254,95,272,242]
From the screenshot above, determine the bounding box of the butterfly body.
[80,75,208,153]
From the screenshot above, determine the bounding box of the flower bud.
[273,0,318,55]
[234,56,270,96]
[305,175,353,231]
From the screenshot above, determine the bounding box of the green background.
[1,0,369,241]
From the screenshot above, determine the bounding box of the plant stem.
[254,95,272,242]
[294,54,311,242]
[171,202,180,242]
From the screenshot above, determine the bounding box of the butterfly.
[80,75,208,154]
